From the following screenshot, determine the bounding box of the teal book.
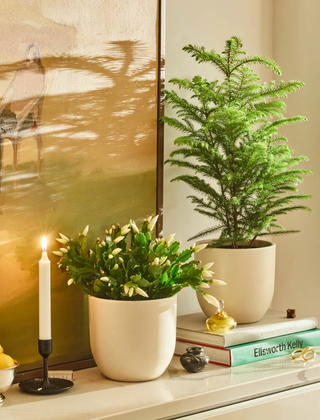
[175,328,320,367]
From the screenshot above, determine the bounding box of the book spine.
[224,318,318,347]
[230,329,320,366]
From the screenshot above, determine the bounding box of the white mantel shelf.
[2,355,320,420]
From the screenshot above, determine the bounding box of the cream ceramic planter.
[197,240,276,324]
[89,295,177,382]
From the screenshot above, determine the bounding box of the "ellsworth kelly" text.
[254,339,303,357]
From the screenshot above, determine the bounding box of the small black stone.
[180,346,209,373]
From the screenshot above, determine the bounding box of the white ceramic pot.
[89,294,177,382]
[197,240,276,324]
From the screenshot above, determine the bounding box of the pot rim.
[196,239,275,250]
[88,294,177,304]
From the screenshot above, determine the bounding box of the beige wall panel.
[272,0,320,321]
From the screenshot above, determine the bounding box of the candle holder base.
[19,378,73,395]
[19,339,73,395]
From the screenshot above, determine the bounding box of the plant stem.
[248,235,258,248]
[203,103,233,238]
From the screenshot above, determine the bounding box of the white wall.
[164,0,274,315]
[271,0,320,319]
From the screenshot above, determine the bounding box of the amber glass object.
[206,300,237,334]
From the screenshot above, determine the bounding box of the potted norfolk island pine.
[163,37,311,323]
[53,216,221,382]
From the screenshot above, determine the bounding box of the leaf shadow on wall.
[0,41,158,371]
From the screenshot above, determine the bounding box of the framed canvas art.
[0,0,163,373]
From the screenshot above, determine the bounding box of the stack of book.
[175,310,319,367]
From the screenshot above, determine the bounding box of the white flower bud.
[147,215,159,232]
[60,248,68,253]
[165,233,176,245]
[112,248,122,256]
[199,282,210,288]
[82,225,89,236]
[203,293,219,307]
[119,257,124,263]
[202,262,214,271]
[201,270,214,278]
[108,254,113,259]
[52,251,63,257]
[146,216,152,223]
[166,260,171,266]
[124,284,129,294]
[159,257,167,265]
[129,287,134,297]
[153,257,159,265]
[135,287,149,298]
[114,236,125,244]
[67,278,74,286]
[194,243,208,253]
[56,238,67,245]
[59,233,69,241]
[130,220,139,233]
[209,279,227,286]
[100,277,109,282]
[120,224,131,235]
[114,264,119,270]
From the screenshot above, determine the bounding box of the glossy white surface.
[1,355,320,419]
[183,383,320,419]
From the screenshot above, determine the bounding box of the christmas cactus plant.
[53,216,225,303]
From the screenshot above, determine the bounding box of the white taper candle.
[39,236,51,340]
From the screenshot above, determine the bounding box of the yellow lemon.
[0,345,15,369]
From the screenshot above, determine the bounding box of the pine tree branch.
[230,56,281,75]
[188,225,224,241]
[170,175,221,200]
[268,205,312,217]
[258,230,300,237]
[182,44,228,75]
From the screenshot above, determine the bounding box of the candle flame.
[42,236,47,252]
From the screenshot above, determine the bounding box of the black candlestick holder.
[19,339,74,395]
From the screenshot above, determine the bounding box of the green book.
[175,328,320,367]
